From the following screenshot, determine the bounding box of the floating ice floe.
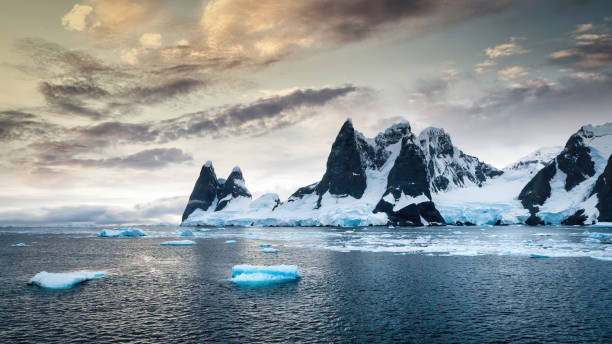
[530,254,550,259]
[180,229,194,237]
[230,265,299,285]
[224,240,237,244]
[258,244,272,247]
[160,240,196,246]
[28,271,105,289]
[11,243,26,247]
[262,248,279,253]
[98,227,147,237]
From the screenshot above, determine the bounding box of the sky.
[1,0,611,225]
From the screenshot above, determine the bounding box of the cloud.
[498,66,530,80]
[0,111,59,141]
[139,33,162,47]
[30,145,192,170]
[474,59,496,73]
[548,21,612,69]
[0,196,187,225]
[199,0,524,64]
[410,70,458,102]
[484,37,529,59]
[61,4,94,31]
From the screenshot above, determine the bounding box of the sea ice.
[530,254,550,258]
[262,248,279,253]
[224,240,237,244]
[259,244,272,247]
[230,265,299,285]
[28,271,105,289]
[11,243,26,247]
[98,227,147,237]
[160,240,196,246]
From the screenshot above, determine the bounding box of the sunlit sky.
[1,0,611,225]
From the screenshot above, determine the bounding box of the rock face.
[315,120,367,202]
[418,127,502,193]
[182,161,220,221]
[518,123,612,225]
[373,136,444,225]
[181,162,251,221]
[590,154,612,221]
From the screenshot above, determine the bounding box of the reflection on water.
[0,225,611,343]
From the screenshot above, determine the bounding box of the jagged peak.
[578,122,612,137]
[232,166,242,174]
[418,126,449,139]
[204,160,213,168]
[505,146,562,170]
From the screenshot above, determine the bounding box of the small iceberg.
[160,240,196,246]
[259,244,272,247]
[28,271,105,289]
[590,256,612,262]
[262,248,279,253]
[180,229,194,237]
[11,243,26,247]
[530,254,550,259]
[230,265,299,285]
[98,227,147,237]
[224,240,237,244]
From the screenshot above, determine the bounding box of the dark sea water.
[1,225,611,343]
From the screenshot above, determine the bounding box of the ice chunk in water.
[28,271,105,289]
[98,227,147,237]
[160,240,196,246]
[11,243,26,247]
[230,265,299,285]
[262,248,279,253]
[259,244,272,247]
[224,240,237,244]
[530,254,550,258]
[180,229,194,237]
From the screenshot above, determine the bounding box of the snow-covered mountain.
[183,119,446,226]
[518,123,612,225]
[181,162,252,221]
[181,120,612,227]
[418,127,502,192]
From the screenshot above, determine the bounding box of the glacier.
[28,271,105,289]
[230,265,300,285]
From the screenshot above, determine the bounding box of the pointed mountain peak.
[419,127,454,157]
[204,160,213,168]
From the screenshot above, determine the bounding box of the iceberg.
[98,227,147,237]
[28,271,105,289]
[262,248,279,253]
[180,229,194,236]
[160,240,196,246]
[258,243,272,247]
[530,254,550,258]
[11,243,26,247]
[224,240,237,244]
[230,265,299,285]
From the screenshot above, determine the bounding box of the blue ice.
[230,265,299,285]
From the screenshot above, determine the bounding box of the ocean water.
[1,225,611,343]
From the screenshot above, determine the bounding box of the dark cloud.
[0,196,186,225]
[70,85,359,143]
[12,38,211,119]
[0,110,59,141]
[33,146,192,170]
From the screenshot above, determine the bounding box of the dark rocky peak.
[373,136,444,225]
[374,122,412,148]
[590,154,612,222]
[215,166,252,211]
[315,119,367,200]
[556,131,595,191]
[182,161,220,221]
[518,160,557,215]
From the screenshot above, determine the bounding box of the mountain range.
[181,119,612,227]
